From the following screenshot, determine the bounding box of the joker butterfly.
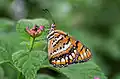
[44,9,92,67]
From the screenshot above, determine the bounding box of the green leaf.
[12,50,48,79]
[37,61,107,79]
[38,66,69,79]
[0,47,10,64]
[0,32,23,65]
[37,74,54,79]
[0,18,14,32]
[0,66,9,79]
[0,66,4,79]
[1,63,18,79]
[58,60,107,79]
[0,37,20,64]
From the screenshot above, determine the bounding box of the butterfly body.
[47,24,92,67]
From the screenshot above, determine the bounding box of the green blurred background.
[0,0,120,79]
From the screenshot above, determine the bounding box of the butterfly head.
[51,23,56,30]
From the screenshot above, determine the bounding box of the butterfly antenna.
[43,9,55,24]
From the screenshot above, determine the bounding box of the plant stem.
[29,37,35,52]
[17,72,25,79]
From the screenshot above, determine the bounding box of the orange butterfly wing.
[47,29,92,67]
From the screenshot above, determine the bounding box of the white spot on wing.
[52,35,63,46]
[57,60,60,63]
[80,54,84,59]
[74,50,77,53]
[47,31,54,39]
[71,53,75,57]
[84,52,87,57]
[65,56,68,60]
[48,35,54,40]
[69,55,73,60]
[52,60,55,63]
[52,42,71,56]
[61,58,65,62]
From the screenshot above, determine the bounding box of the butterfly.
[47,23,92,67]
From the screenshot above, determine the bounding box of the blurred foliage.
[0,18,14,32]
[0,0,120,79]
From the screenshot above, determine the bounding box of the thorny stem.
[29,37,35,52]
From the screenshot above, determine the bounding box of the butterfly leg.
[73,52,79,63]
